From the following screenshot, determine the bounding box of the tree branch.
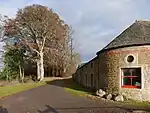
[28,43,40,55]
[41,36,46,52]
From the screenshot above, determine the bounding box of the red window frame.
[121,68,141,89]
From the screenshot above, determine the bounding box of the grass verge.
[122,99,150,107]
[65,87,90,97]
[0,82,46,98]
[63,79,150,108]
[64,79,93,97]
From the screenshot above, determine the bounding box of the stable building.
[73,20,150,101]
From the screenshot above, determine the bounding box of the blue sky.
[0,0,150,62]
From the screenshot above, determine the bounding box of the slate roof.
[97,20,150,54]
[77,56,98,69]
[77,62,87,69]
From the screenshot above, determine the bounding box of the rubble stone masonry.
[98,45,150,101]
[74,45,150,101]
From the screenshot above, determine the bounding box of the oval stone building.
[73,20,150,101]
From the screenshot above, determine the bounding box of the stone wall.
[73,45,150,101]
[94,57,99,89]
[98,45,150,101]
[74,57,98,90]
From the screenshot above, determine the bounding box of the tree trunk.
[52,66,54,77]
[37,60,40,80]
[19,65,24,83]
[40,52,44,81]
[22,68,24,82]
[37,52,44,81]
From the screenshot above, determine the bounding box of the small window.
[91,74,93,87]
[121,68,141,88]
[85,74,88,86]
[127,55,134,62]
[91,63,93,68]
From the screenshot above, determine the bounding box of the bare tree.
[44,26,81,77]
[3,4,68,81]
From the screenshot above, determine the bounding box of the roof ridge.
[96,20,150,55]
[136,20,150,23]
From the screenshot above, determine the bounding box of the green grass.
[65,87,90,96]
[123,99,150,107]
[64,79,93,97]
[63,79,150,108]
[0,82,46,98]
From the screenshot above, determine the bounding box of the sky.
[0,0,150,62]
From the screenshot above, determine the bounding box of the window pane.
[123,69,130,76]
[132,77,141,86]
[123,77,131,85]
[131,69,136,76]
[136,68,141,77]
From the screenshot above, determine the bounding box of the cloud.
[0,0,150,61]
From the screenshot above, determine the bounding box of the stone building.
[73,20,150,101]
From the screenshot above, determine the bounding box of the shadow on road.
[46,77,94,94]
[0,106,8,113]
[37,105,150,113]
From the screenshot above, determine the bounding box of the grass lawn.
[0,82,46,98]
[63,78,93,97]
[63,78,150,108]
[122,99,150,107]
[65,86,91,97]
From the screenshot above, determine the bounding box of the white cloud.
[0,0,149,61]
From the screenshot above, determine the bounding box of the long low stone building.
[73,20,150,101]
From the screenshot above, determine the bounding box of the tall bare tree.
[3,4,69,81]
[44,26,81,77]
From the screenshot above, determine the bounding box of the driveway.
[0,78,150,113]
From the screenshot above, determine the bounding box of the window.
[85,74,88,87]
[121,68,141,88]
[127,55,134,62]
[91,74,93,87]
[91,63,93,68]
